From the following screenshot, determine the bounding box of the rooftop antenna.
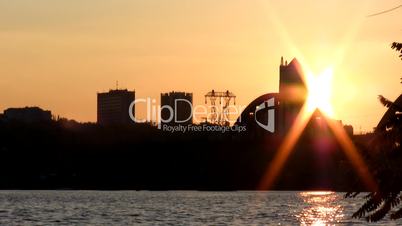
[205,90,236,126]
[116,81,119,90]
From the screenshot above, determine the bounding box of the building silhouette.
[3,107,52,123]
[97,89,135,125]
[160,91,193,125]
[236,57,307,136]
[343,124,354,136]
[278,57,307,134]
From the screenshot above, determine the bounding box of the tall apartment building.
[160,91,193,125]
[97,89,135,125]
[278,57,307,134]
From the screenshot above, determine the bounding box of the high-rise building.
[160,91,193,125]
[235,57,307,136]
[278,57,307,134]
[97,89,135,125]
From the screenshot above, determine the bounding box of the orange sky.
[0,0,401,132]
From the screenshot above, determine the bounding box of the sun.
[305,68,334,117]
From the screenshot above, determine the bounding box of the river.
[0,190,399,225]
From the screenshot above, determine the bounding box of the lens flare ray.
[326,119,378,192]
[258,69,377,192]
[258,103,312,190]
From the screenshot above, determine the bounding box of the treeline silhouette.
[344,42,402,222]
[0,117,368,191]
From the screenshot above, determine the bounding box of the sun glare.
[306,68,334,117]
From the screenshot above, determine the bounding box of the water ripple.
[0,191,400,225]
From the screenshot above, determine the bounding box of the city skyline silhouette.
[1,0,402,132]
[1,1,402,224]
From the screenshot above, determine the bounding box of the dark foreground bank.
[0,119,374,191]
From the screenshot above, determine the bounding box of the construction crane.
[205,90,236,125]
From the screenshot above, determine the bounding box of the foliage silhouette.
[391,42,402,59]
[346,42,402,222]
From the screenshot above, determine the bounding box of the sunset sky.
[0,0,401,132]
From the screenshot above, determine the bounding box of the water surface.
[0,191,399,225]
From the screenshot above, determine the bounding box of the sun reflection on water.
[296,191,344,225]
